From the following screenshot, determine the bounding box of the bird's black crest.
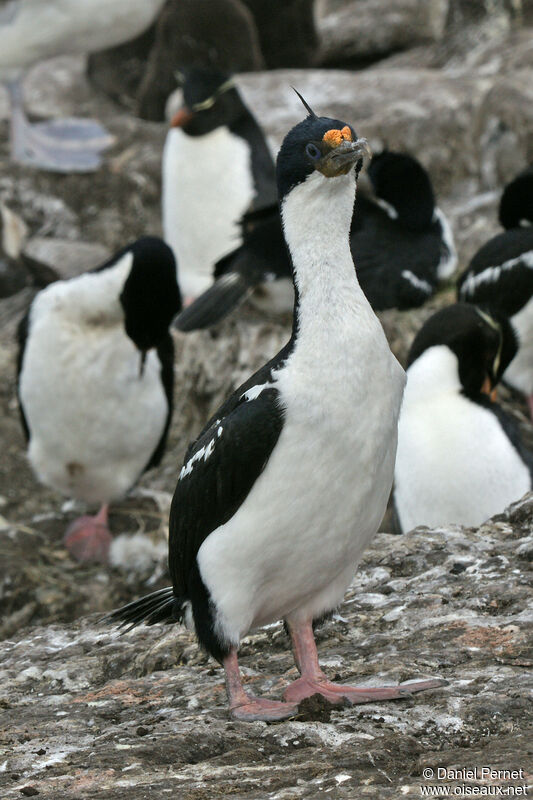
[292,87,316,118]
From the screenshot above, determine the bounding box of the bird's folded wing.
[168,382,285,596]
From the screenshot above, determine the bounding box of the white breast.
[0,0,166,76]
[504,296,533,395]
[395,347,531,532]
[19,277,168,505]
[162,126,254,298]
[197,170,406,646]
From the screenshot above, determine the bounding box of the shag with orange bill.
[107,95,446,722]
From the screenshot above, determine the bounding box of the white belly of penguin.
[395,392,531,531]
[162,126,254,298]
[197,324,405,646]
[20,322,168,505]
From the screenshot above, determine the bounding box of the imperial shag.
[109,99,445,721]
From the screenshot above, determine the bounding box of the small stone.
[20,787,40,797]
[136,726,150,736]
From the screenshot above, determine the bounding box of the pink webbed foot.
[230,695,298,722]
[283,676,448,705]
[63,505,111,564]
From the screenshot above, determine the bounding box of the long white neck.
[280,171,373,341]
[404,346,462,406]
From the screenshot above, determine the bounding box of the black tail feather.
[173,272,254,332]
[103,586,183,633]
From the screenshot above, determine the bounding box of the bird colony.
[2,0,532,739]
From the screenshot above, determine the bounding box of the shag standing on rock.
[109,100,446,722]
[174,149,456,332]
[162,66,277,302]
[0,0,166,171]
[458,167,533,419]
[17,237,181,564]
[394,303,533,533]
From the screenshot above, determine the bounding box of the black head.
[276,93,371,202]
[499,166,533,230]
[407,303,517,399]
[119,237,181,352]
[170,67,245,136]
[368,151,435,231]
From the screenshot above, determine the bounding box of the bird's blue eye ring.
[305,143,321,160]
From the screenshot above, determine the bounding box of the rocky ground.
[1,496,532,798]
[1,2,533,797]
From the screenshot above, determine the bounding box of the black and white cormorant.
[109,101,445,722]
[17,237,181,563]
[162,66,277,302]
[0,0,166,171]
[174,149,456,331]
[458,166,533,419]
[394,303,532,533]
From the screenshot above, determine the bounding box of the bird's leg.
[223,648,298,722]
[6,77,114,173]
[63,503,112,564]
[283,618,447,705]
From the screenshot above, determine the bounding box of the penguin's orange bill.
[481,376,497,402]
[170,107,194,128]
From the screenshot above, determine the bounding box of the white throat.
[404,346,462,406]
[281,171,362,313]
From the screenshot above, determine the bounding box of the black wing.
[479,397,533,482]
[175,208,289,331]
[143,332,175,471]
[168,339,293,598]
[351,197,441,310]
[15,309,31,442]
[458,228,533,318]
[231,114,278,213]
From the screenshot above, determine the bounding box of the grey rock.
[237,68,490,195]
[0,495,531,798]
[316,0,450,63]
[22,238,111,284]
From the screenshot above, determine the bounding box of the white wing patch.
[180,427,223,480]
[461,249,533,297]
[433,207,457,279]
[240,382,274,402]
[401,270,432,295]
[374,197,399,220]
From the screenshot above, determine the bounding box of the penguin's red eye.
[305,143,321,160]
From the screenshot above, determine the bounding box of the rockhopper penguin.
[108,98,446,721]
[394,303,532,532]
[162,66,277,301]
[17,237,181,563]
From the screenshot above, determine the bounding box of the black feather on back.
[168,340,294,657]
[458,227,533,318]
[142,332,175,472]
